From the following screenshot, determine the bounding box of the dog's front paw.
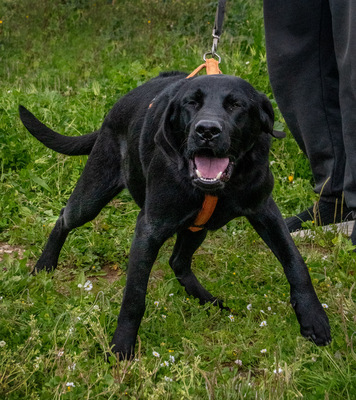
[106,346,134,362]
[291,295,331,346]
[32,255,58,274]
[109,328,137,361]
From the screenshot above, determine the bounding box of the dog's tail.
[19,105,99,155]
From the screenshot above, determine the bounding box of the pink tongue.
[194,156,229,179]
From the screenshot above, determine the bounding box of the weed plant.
[0,1,355,399]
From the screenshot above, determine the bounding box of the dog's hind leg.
[169,229,228,309]
[34,134,125,273]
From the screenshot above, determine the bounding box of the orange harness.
[186,58,221,232]
[186,57,222,78]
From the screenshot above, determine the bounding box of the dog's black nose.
[195,120,222,141]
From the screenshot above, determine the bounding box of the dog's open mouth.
[190,154,234,190]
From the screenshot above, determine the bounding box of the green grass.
[0,0,355,398]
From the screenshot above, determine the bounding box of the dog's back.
[19,71,186,157]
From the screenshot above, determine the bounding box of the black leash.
[204,0,227,62]
[212,0,227,54]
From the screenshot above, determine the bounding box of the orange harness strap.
[186,57,222,79]
[189,195,218,232]
[187,57,221,232]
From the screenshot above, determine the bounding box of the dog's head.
[155,75,282,192]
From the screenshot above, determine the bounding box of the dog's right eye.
[186,100,200,109]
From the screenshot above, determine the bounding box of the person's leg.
[329,0,356,245]
[264,0,353,231]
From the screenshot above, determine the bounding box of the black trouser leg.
[263,0,346,199]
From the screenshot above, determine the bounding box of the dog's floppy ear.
[154,80,187,169]
[259,93,286,139]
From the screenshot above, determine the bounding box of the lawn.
[0,1,355,399]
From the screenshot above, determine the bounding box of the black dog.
[19,72,331,359]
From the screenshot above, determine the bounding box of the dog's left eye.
[227,102,241,111]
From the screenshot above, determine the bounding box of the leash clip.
[211,29,220,57]
[209,0,226,60]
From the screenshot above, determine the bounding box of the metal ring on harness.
[203,52,221,63]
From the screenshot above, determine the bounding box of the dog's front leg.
[110,211,168,360]
[247,196,331,346]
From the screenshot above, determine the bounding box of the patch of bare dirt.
[0,242,26,262]
[91,264,125,284]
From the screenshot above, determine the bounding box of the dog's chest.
[190,196,241,231]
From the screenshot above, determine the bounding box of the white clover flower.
[152,351,160,358]
[160,361,170,367]
[260,349,267,353]
[273,368,283,374]
[259,320,267,327]
[164,376,173,382]
[322,303,328,309]
[68,363,76,371]
[228,314,235,322]
[235,359,242,366]
[268,307,272,311]
[169,355,175,363]
[66,382,75,390]
[154,301,160,307]
[77,283,83,288]
[84,280,93,291]
[93,305,100,311]
[247,304,252,311]
[0,341,6,347]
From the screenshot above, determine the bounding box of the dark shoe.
[351,216,356,249]
[285,199,354,233]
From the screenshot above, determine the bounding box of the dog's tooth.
[216,171,223,180]
[196,169,202,178]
